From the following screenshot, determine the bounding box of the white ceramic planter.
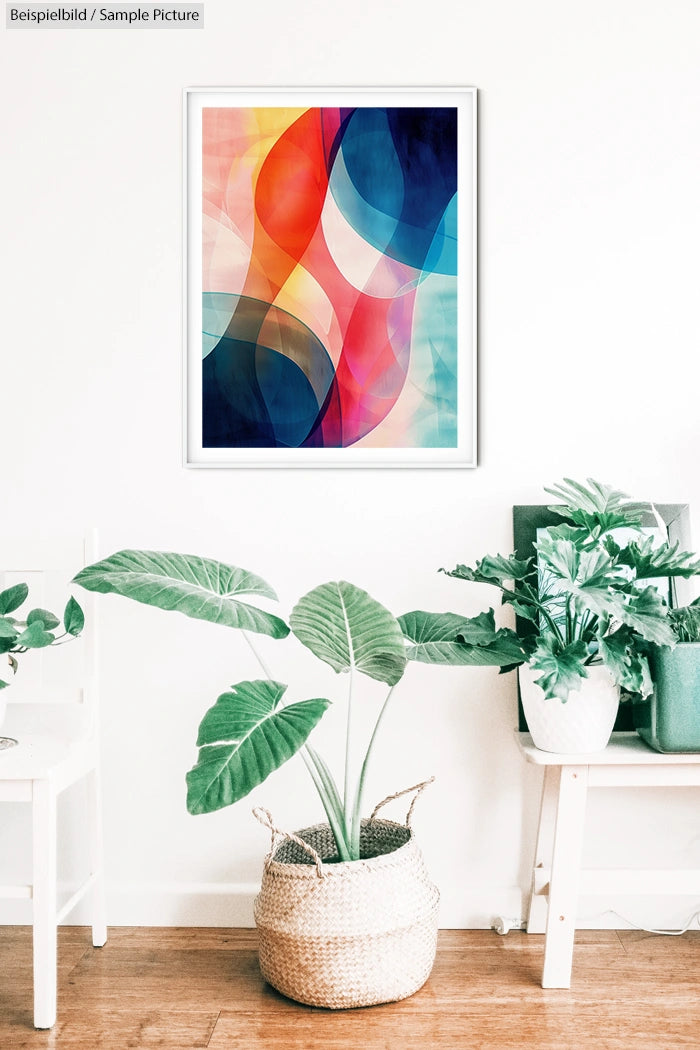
[519,662,620,754]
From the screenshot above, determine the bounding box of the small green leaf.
[290,581,407,686]
[528,637,589,700]
[63,596,85,636]
[0,583,28,615]
[27,608,61,631]
[441,554,532,589]
[500,581,542,624]
[186,680,330,814]
[0,618,19,639]
[599,627,653,696]
[669,603,700,643]
[615,537,700,581]
[542,523,594,548]
[0,678,10,690]
[598,626,632,684]
[16,622,55,649]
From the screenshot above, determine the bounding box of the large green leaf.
[398,610,526,666]
[186,680,330,814]
[289,581,407,686]
[612,536,700,581]
[536,539,625,620]
[73,550,289,639]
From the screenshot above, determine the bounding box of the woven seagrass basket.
[253,779,440,1010]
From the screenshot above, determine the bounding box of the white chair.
[0,532,106,1029]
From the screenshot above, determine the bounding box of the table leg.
[542,764,588,989]
[527,765,560,934]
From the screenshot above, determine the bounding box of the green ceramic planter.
[634,644,700,753]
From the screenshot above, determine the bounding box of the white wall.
[2,0,700,929]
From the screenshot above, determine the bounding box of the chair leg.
[87,765,107,947]
[32,779,57,1029]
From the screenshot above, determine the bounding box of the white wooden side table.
[516,731,700,988]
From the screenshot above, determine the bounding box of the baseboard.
[1,882,697,932]
[101,881,261,927]
[0,881,260,928]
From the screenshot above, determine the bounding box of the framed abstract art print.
[184,87,477,467]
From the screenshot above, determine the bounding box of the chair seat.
[0,733,98,795]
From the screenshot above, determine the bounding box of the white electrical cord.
[594,908,700,937]
[493,909,700,936]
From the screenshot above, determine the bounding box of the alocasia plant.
[73,551,525,861]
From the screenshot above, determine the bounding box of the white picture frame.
[184,86,477,468]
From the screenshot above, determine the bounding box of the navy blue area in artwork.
[339,107,458,271]
[202,294,336,449]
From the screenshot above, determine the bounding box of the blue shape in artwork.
[328,147,400,260]
[423,192,458,277]
[333,107,458,275]
[202,294,337,449]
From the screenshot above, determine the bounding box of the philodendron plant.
[0,583,84,689]
[443,478,700,702]
[73,551,525,862]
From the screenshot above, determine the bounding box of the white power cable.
[594,908,700,937]
[493,909,700,937]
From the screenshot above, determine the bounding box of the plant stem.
[300,748,351,861]
[343,662,354,815]
[242,629,351,859]
[565,597,573,646]
[504,586,566,645]
[241,630,273,680]
[538,602,566,645]
[349,685,395,858]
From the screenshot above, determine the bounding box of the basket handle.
[369,776,435,828]
[252,806,326,878]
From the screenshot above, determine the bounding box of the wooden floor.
[0,926,698,1048]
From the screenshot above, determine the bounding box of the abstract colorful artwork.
[185,89,476,466]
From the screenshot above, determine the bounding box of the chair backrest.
[0,531,97,739]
